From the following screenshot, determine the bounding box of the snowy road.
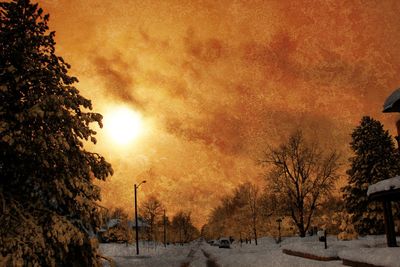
[200,243,343,267]
[101,238,344,267]
[200,249,220,267]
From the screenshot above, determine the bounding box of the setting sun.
[103,106,143,145]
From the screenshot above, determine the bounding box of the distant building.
[98,218,121,233]
[128,217,149,231]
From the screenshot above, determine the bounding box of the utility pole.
[134,184,139,255]
[163,209,167,248]
[134,180,146,255]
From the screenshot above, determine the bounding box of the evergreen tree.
[0,1,112,266]
[342,116,399,235]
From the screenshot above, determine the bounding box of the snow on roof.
[383,88,400,112]
[128,218,149,228]
[367,176,400,196]
[106,219,120,228]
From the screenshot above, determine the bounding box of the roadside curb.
[282,249,339,261]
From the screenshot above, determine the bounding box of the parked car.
[218,238,230,248]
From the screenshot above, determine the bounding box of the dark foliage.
[0,1,112,265]
[342,116,399,235]
[99,208,132,244]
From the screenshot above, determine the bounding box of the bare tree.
[236,183,261,245]
[171,211,199,243]
[203,183,273,243]
[204,197,235,239]
[140,196,164,242]
[250,184,262,245]
[263,130,340,237]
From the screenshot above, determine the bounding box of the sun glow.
[104,106,144,145]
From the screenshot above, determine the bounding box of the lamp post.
[163,209,167,248]
[276,218,282,243]
[134,180,146,255]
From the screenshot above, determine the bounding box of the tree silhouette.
[264,130,340,237]
[171,211,199,243]
[0,1,112,265]
[140,196,164,242]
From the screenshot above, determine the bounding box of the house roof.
[368,176,400,201]
[128,217,149,228]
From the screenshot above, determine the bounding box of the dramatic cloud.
[39,0,400,226]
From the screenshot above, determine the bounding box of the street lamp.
[134,180,146,255]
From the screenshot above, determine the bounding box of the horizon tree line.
[98,196,200,245]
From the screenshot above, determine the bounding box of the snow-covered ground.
[100,236,400,267]
[281,235,400,266]
[99,241,196,267]
[202,237,342,267]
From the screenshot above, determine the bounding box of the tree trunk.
[298,223,306,237]
[299,206,306,237]
[253,227,258,245]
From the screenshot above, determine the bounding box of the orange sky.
[38,0,400,226]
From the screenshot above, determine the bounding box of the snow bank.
[99,242,194,267]
[281,235,389,260]
[99,243,138,257]
[282,242,340,259]
[281,235,400,267]
[201,237,343,267]
[339,248,400,267]
[367,176,400,196]
[282,236,343,259]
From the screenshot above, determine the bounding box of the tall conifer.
[0,1,112,265]
[343,116,399,235]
